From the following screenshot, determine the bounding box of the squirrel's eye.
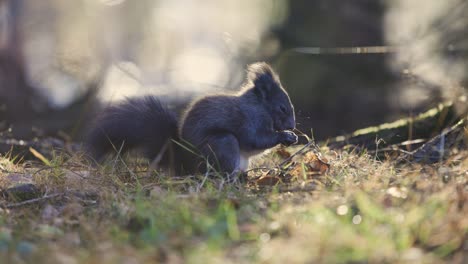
[279,105,287,114]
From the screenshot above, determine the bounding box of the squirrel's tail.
[86,96,178,163]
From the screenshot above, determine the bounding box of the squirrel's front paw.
[279,130,298,146]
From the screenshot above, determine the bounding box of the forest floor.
[0,132,467,263]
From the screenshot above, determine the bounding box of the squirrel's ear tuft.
[248,62,279,99]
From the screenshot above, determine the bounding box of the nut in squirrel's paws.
[280,130,298,146]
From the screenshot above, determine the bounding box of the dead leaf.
[29,147,51,166]
[306,152,330,173]
[256,175,282,186]
[288,151,331,179]
[276,147,292,159]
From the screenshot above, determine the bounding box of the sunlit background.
[385,0,467,108]
[0,0,466,139]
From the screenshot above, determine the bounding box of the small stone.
[16,241,36,257]
[2,183,41,202]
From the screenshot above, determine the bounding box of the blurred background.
[0,0,467,141]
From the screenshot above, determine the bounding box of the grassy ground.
[0,142,466,263]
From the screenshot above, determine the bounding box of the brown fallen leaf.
[256,175,282,186]
[289,151,331,179]
[276,147,292,159]
[304,151,330,174]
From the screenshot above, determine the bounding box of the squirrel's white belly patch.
[239,155,249,172]
[239,150,265,171]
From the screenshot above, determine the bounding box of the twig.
[2,193,65,209]
[278,185,317,193]
[278,140,315,168]
[147,140,171,176]
[243,167,275,174]
[367,148,414,155]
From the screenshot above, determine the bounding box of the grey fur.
[86,62,297,175]
[180,62,297,173]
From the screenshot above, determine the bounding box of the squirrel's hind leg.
[201,133,241,175]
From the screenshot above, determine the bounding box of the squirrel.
[86,62,298,176]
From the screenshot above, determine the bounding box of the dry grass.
[0,144,466,263]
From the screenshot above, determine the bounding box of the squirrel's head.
[248,62,296,131]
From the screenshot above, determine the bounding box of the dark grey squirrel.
[86,62,297,175]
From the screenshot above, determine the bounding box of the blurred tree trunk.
[0,0,100,139]
[0,0,43,130]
